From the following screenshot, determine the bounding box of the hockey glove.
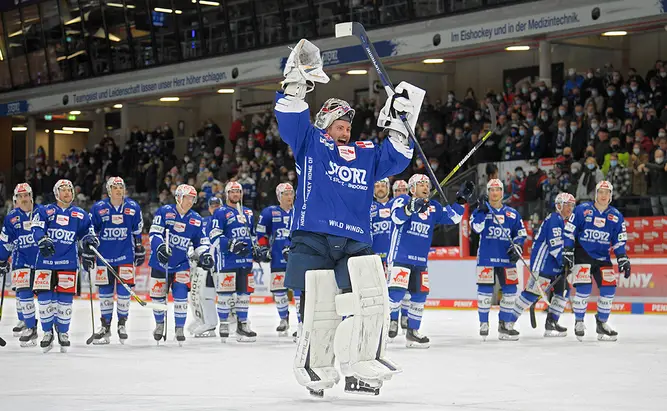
[457,181,476,205]
[507,243,523,264]
[38,237,55,258]
[282,245,290,262]
[0,260,8,278]
[156,243,172,266]
[475,194,489,213]
[198,253,214,270]
[81,234,100,253]
[405,197,429,216]
[228,239,250,256]
[253,246,271,263]
[82,252,96,272]
[134,242,146,266]
[562,247,575,271]
[617,255,631,278]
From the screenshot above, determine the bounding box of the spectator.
[576,156,604,201]
[629,144,649,199]
[524,162,548,217]
[509,167,526,210]
[594,128,611,166]
[641,149,667,215]
[605,153,631,206]
[601,136,629,174]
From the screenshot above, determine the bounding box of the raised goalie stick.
[335,22,451,203]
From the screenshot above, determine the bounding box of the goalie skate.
[344,376,381,396]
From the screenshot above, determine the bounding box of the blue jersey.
[471,205,527,267]
[274,91,413,245]
[530,212,566,276]
[563,202,626,262]
[388,196,463,266]
[90,198,143,265]
[0,207,40,269]
[209,205,255,270]
[148,204,209,273]
[31,204,92,270]
[256,205,293,270]
[371,199,393,262]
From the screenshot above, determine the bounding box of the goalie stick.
[85,266,97,345]
[335,22,450,204]
[0,276,6,346]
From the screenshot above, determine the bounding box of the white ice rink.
[1,298,667,411]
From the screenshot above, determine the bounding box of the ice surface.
[1,298,666,411]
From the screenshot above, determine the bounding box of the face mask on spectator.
[533,128,540,135]
[660,132,666,138]
[575,111,583,117]
[587,72,593,79]
[570,166,578,174]
[526,117,534,124]
[516,171,524,178]
[496,95,503,102]
[448,94,454,102]
[570,124,578,132]
[631,86,638,92]
[591,89,598,97]
[552,87,558,94]
[587,163,596,170]
[475,114,482,120]
[558,109,566,116]
[558,127,566,133]
[511,129,517,137]
[531,93,537,101]
[541,115,548,121]
[519,129,525,136]
[607,122,615,129]
[591,122,599,129]
[633,148,640,155]
[457,113,464,120]
[541,103,549,109]
[446,128,453,135]
[621,87,628,94]
[661,71,667,78]
[610,160,618,167]
[629,107,636,114]
[455,132,463,140]
[656,156,665,164]
[607,90,615,97]
[539,86,546,91]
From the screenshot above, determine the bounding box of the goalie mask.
[314,98,355,130]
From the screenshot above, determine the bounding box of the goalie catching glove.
[282,39,329,99]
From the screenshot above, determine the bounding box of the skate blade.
[344,389,380,396]
[405,341,430,349]
[597,334,618,342]
[278,330,289,337]
[20,340,37,348]
[42,343,53,353]
[119,338,127,345]
[480,334,488,341]
[575,334,584,342]
[59,345,69,353]
[498,335,519,341]
[236,336,257,343]
[194,330,216,338]
[544,331,567,338]
[92,339,110,345]
[308,388,324,398]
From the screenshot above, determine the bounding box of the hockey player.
[506,192,576,340]
[563,180,630,341]
[209,181,257,342]
[0,184,40,346]
[276,39,418,396]
[89,177,144,344]
[371,178,392,266]
[31,179,97,352]
[188,196,222,338]
[148,184,213,345]
[470,179,527,341]
[387,175,472,347]
[256,182,294,336]
[391,179,411,331]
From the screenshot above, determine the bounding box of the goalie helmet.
[53,179,74,204]
[555,192,576,212]
[487,178,503,194]
[314,98,355,130]
[174,184,197,205]
[275,182,294,200]
[106,176,126,194]
[408,174,430,194]
[595,180,613,203]
[392,179,408,195]
[13,183,32,204]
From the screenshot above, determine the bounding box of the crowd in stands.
[13,60,667,232]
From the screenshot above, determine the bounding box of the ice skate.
[19,327,38,347]
[574,319,585,342]
[117,317,128,344]
[40,330,54,353]
[276,318,289,337]
[57,332,70,353]
[498,321,519,341]
[92,317,111,345]
[219,322,230,342]
[153,322,165,344]
[13,320,26,337]
[292,323,301,343]
[400,316,408,335]
[406,328,430,348]
[236,320,257,343]
[193,326,216,338]
[307,388,325,398]
[595,315,618,341]
[175,327,186,346]
[544,313,567,337]
[388,319,398,339]
[344,376,381,396]
[479,322,489,341]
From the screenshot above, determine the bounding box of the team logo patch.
[494,215,505,225]
[389,266,410,288]
[607,214,618,223]
[584,209,593,216]
[22,221,31,231]
[10,216,19,224]
[112,215,124,225]
[594,217,606,228]
[337,145,356,162]
[244,209,252,216]
[505,211,516,219]
[237,214,246,224]
[272,210,281,216]
[56,215,70,226]
[46,209,55,216]
[189,218,201,227]
[71,211,84,219]
[165,212,176,219]
[173,222,186,233]
[98,208,109,216]
[355,141,374,148]
[283,216,290,225]
[379,208,391,218]
[225,211,233,219]
[124,208,136,216]
[585,217,592,222]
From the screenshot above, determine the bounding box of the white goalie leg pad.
[294,270,341,391]
[188,267,208,333]
[333,255,401,383]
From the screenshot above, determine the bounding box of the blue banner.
[279,40,398,70]
[0,100,29,117]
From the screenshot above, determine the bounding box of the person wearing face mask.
[568,120,587,160]
[639,148,667,214]
[564,68,584,97]
[645,60,663,85]
[537,109,552,131]
[550,119,569,158]
[633,128,653,154]
[601,136,629,175]
[584,87,604,115]
[508,167,526,210]
[629,145,649,199]
[594,128,613,166]
[576,157,604,201]
[641,107,662,138]
[604,153,631,208]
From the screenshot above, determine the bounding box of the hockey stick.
[90,247,167,311]
[530,271,568,328]
[0,274,7,346]
[236,202,265,281]
[485,202,550,306]
[335,22,449,204]
[85,266,97,345]
[429,104,497,199]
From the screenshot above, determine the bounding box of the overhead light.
[107,2,136,8]
[347,69,368,75]
[54,130,74,134]
[8,29,24,38]
[113,103,123,109]
[217,88,235,94]
[154,7,182,14]
[12,126,27,131]
[45,129,50,133]
[192,0,220,5]
[0,49,3,61]
[67,50,87,59]
[505,45,530,51]
[63,127,90,132]
[160,97,180,102]
[69,110,81,115]
[423,58,444,64]
[602,30,627,36]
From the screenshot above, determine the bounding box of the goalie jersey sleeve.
[370,200,393,262]
[90,198,143,265]
[256,205,292,270]
[388,196,463,266]
[0,207,39,268]
[470,205,526,268]
[148,204,209,273]
[32,204,91,270]
[530,212,565,275]
[209,205,254,270]
[563,203,627,262]
[274,91,413,245]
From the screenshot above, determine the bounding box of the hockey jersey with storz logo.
[90,198,143,265]
[470,205,526,268]
[256,205,292,270]
[31,204,92,270]
[563,202,626,262]
[371,200,393,262]
[210,205,255,270]
[530,212,566,275]
[0,206,41,269]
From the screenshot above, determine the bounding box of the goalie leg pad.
[294,269,341,391]
[333,255,401,383]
